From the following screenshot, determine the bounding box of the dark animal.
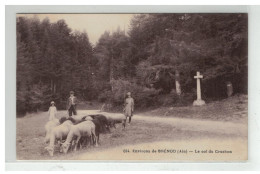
[59,117,67,124]
[88,114,110,133]
[60,116,78,125]
[67,117,77,124]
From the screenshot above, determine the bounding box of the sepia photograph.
[15,13,248,161]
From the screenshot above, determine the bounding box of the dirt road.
[134,114,247,137]
[81,110,247,137]
[75,110,247,161]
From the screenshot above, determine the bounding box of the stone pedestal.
[193,99,205,106]
[226,82,233,97]
[175,80,181,95]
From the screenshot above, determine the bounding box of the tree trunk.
[110,54,115,92]
[53,81,56,94]
[51,78,53,93]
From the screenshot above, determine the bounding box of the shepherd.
[123,92,134,125]
[67,91,77,117]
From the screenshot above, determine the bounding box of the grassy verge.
[140,94,247,123]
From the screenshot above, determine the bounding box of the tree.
[128,14,247,97]
[16,17,94,114]
[16,14,248,115]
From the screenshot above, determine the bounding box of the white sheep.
[61,120,97,154]
[104,114,126,128]
[82,115,93,121]
[44,118,60,144]
[70,115,88,123]
[45,120,74,156]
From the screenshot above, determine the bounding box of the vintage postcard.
[16,13,248,161]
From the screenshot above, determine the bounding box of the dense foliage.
[17,17,94,114]
[16,14,248,115]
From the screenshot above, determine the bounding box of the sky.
[17,14,135,44]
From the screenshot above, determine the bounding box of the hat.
[51,101,55,104]
[127,92,131,96]
[70,91,74,94]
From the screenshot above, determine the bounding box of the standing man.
[67,91,77,117]
[124,92,134,125]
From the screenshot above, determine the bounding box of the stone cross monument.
[175,70,181,95]
[193,71,205,106]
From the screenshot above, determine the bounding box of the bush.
[156,90,195,107]
[16,84,67,116]
[98,90,113,103]
[97,79,197,110]
[98,79,161,109]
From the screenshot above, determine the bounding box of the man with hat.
[67,91,77,117]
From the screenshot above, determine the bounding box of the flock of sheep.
[44,113,126,156]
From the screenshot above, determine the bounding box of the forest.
[16,13,248,115]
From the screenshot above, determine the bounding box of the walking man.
[67,91,77,116]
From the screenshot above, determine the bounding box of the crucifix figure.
[193,71,205,106]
